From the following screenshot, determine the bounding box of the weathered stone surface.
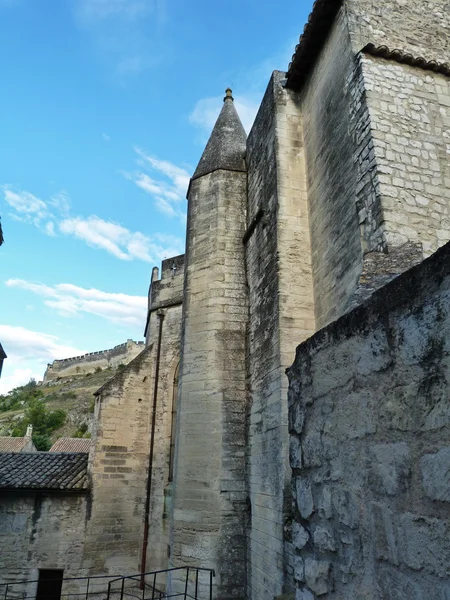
[288,241,450,598]
[368,442,411,496]
[371,502,399,566]
[295,478,314,519]
[292,522,309,550]
[398,513,450,577]
[295,588,315,600]
[313,526,336,553]
[293,556,305,583]
[0,494,88,596]
[421,448,450,502]
[304,559,330,596]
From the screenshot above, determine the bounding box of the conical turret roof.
[191,89,247,181]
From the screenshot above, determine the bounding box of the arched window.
[168,362,179,482]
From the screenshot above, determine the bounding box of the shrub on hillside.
[12,399,67,451]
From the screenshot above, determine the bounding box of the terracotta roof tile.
[0,437,30,452]
[362,44,450,77]
[0,452,89,491]
[286,0,343,89]
[49,438,92,453]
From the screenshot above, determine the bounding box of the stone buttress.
[170,89,248,600]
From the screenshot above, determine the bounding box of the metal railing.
[107,567,214,600]
[0,567,214,600]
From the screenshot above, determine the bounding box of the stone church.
[1,0,450,598]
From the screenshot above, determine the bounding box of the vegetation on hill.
[0,365,118,450]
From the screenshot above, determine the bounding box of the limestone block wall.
[300,9,366,328]
[143,254,183,572]
[287,241,450,599]
[245,71,315,600]
[144,303,182,573]
[0,493,87,596]
[172,169,248,600]
[347,0,450,64]
[361,54,450,256]
[44,340,144,381]
[82,348,155,576]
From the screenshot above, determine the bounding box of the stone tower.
[170,89,248,599]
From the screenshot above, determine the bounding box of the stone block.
[368,442,411,496]
[295,589,315,600]
[371,502,399,565]
[292,522,309,550]
[313,526,336,552]
[304,559,331,596]
[293,555,305,582]
[421,447,450,502]
[398,512,450,577]
[295,478,314,519]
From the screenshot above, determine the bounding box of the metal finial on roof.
[224,88,234,102]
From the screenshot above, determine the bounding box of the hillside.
[0,365,122,448]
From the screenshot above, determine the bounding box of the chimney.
[25,424,33,438]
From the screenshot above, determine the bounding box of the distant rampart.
[43,339,145,382]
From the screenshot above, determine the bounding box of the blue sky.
[0,0,313,393]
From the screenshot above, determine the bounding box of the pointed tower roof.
[191,88,247,182]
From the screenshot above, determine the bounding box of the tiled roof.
[0,437,30,452]
[0,452,89,491]
[286,0,343,89]
[50,438,91,453]
[362,44,450,77]
[286,0,450,89]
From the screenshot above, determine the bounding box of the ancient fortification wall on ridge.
[43,340,144,382]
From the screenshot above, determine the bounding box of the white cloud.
[59,215,183,262]
[1,185,70,234]
[189,95,259,137]
[0,368,42,395]
[0,325,84,361]
[0,325,87,394]
[124,148,189,221]
[2,187,48,222]
[49,191,71,215]
[1,184,183,262]
[136,151,190,192]
[6,280,148,329]
[45,222,56,236]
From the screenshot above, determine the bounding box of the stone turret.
[171,90,248,599]
[191,88,247,181]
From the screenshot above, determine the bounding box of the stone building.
[0,0,449,599]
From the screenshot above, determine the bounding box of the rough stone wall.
[0,493,88,597]
[146,255,184,332]
[44,340,144,381]
[300,9,366,328]
[287,241,450,599]
[245,71,315,600]
[144,271,183,573]
[172,169,248,600]
[346,0,450,64]
[82,347,155,576]
[361,54,450,256]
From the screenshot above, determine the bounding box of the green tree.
[12,399,67,451]
[0,380,43,413]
